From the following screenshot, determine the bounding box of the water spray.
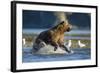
[54,12,72,25]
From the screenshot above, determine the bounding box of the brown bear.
[32,21,72,53]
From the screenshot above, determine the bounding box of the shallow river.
[22,48,90,63]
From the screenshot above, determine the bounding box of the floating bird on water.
[78,40,86,48]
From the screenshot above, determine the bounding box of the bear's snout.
[66,25,72,32]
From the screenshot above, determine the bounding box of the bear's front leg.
[50,41,59,51]
[58,41,72,53]
[60,45,71,53]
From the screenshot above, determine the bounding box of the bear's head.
[55,21,72,32]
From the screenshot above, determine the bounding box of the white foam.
[34,45,67,54]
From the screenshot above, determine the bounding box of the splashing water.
[54,12,72,25]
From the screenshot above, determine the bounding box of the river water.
[22,48,90,63]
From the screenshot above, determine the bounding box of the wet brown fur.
[33,21,72,52]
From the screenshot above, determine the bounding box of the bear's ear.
[57,24,64,31]
[60,21,65,24]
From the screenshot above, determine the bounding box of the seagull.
[22,38,26,45]
[78,40,86,48]
[65,40,74,54]
[67,40,72,48]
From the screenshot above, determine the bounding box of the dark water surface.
[22,48,91,63]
